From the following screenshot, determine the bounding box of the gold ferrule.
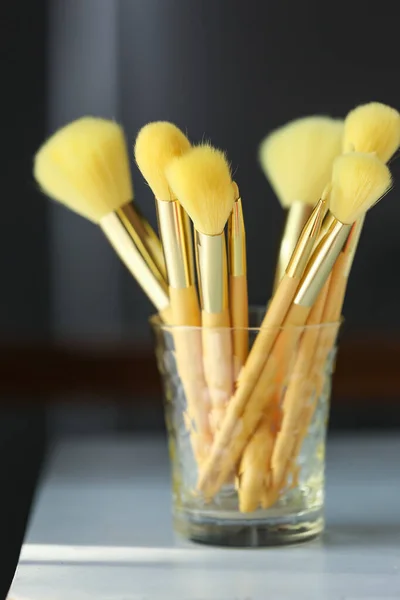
[100,212,170,312]
[342,215,365,278]
[156,199,194,289]
[116,203,167,284]
[228,197,246,277]
[273,201,314,290]
[285,196,328,280]
[195,231,228,314]
[315,212,336,248]
[294,217,352,307]
[183,209,196,285]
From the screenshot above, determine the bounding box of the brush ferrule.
[182,208,196,286]
[196,231,228,314]
[274,201,314,290]
[228,197,246,277]
[342,215,365,278]
[156,199,194,289]
[315,212,336,248]
[100,212,169,312]
[117,204,167,283]
[294,217,352,307]
[285,196,328,280]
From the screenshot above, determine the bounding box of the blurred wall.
[45,0,400,344]
[2,0,400,434]
[119,0,400,334]
[1,1,49,338]
[3,0,400,345]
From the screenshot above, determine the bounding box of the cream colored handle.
[238,409,276,513]
[202,308,233,433]
[199,301,310,499]
[170,285,201,327]
[229,274,249,380]
[197,274,300,497]
[281,264,345,477]
[264,279,330,507]
[169,286,213,463]
[236,302,311,509]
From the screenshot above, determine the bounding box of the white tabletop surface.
[10,433,400,599]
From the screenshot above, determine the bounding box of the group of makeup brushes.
[33,101,399,513]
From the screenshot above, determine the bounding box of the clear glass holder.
[151,307,340,547]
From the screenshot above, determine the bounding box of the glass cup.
[151,307,340,547]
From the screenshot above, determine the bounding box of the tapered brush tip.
[330,152,392,224]
[258,116,344,208]
[134,121,191,200]
[166,144,235,235]
[33,117,133,223]
[343,102,400,163]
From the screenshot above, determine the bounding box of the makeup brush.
[343,101,400,161]
[263,104,400,503]
[166,145,236,433]
[257,152,392,508]
[197,190,328,496]
[134,122,197,322]
[296,104,400,411]
[33,117,170,318]
[259,117,343,292]
[199,151,392,499]
[135,122,212,461]
[228,182,249,377]
[320,103,400,318]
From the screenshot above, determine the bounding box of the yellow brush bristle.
[166,145,235,236]
[330,152,392,224]
[33,117,133,223]
[343,102,400,163]
[258,116,344,208]
[134,121,191,200]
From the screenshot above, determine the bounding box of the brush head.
[343,102,400,163]
[166,144,235,236]
[258,116,344,208]
[330,152,392,224]
[33,117,133,223]
[134,121,191,200]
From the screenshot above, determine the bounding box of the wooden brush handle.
[263,279,330,507]
[202,308,233,433]
[197,274,300,496]
[281,259,345,478]
[229,274,249,379]
[169,285,213,463]
[235,302,311,510]
[198,299,309,499]
[170,285,201,327]
[238,407,278,513]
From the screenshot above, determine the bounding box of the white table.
[11,434,400,599]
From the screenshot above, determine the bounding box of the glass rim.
[149,310,343,333]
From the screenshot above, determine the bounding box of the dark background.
[3,0,400,421]
[2,0,400,590]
